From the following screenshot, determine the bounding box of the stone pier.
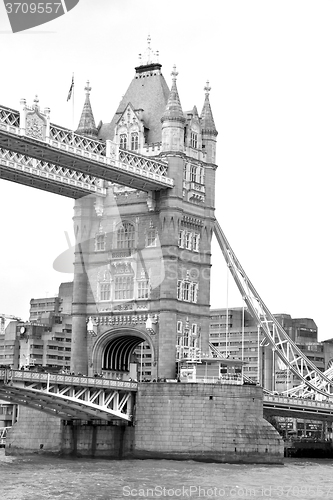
[6,383,283,463]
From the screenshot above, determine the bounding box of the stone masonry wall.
[6,384,284,463]
[6,406,62,455]
[133,383,284,463]
[61,423,135,458]
[6,406,135,458]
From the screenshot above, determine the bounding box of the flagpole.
[72,72,75,131]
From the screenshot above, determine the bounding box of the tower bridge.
[0,41,333,460]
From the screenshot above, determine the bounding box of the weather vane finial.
[204,81,211,96]
[33,95,39,109]
[140,35,159,66]
[171,65,178,82]
[85,81,91,96]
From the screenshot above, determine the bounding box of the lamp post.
[87,317,97,376]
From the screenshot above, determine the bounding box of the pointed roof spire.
[161,65,185,123]
[76,80,98,137]
[200,81,217,136]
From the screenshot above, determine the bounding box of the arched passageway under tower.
[91,328,155,379]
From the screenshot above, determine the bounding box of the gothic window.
[131,132,139,151]
[95,233,106,252]
[192,233,200,252]
[190,132,198,149]
[114,276,134,301]
[137,279,150,299]
[184,163,190,182]
[184,232,192,250]
[98,270,111,301]
[146,228,157,247]
[99,283,111,301]
[177,280,182,300]
[116,222,135,249]
[120,133,127,149]
[183,281,190,301]
[197,167,204,185]
[190,165,197,182]
[178,230,185,248]
[190,283,198,303]
[179,230,200,252]
[177,279,198,303]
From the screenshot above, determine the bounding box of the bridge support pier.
[5,384,283,463]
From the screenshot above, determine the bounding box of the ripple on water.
[1,452,333,500]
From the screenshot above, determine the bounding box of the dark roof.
[98,64,170,144]
[200,92,218,136]
[161,70,185,124]
[76,93,98,138]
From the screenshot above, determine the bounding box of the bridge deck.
[0,369,137,422]
[0,119,173,193]
[263,394,333,421]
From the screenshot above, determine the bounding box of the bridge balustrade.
[118,149,169,178]
[264,394,333,410]
[0,369,138,391]
[49,124,106,156]
[0,104,174,190]
[0,147,105,195]
[0,106,19,128]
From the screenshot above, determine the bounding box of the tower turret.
[200,81,218,163]
[98,36,169,147]
[76,81,98,138]
[161,66,185,152]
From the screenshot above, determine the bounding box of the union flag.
[67,76,74,101]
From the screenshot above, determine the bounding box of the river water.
[1,450,333,500]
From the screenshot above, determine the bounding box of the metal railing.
[49,124,106,156]
[0,369,138,391]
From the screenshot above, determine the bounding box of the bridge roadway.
[0,105,174,197]
[2,367,333,424]
[0,369,137,422]
[263,394,333,422]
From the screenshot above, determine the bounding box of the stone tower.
[71,40,218,380]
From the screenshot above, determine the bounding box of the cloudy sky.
[0,0,332,340]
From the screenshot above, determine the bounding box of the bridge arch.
[91,327,154,377]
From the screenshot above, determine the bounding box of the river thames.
[1,450,333,500]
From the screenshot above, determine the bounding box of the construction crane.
[0,314,21,335]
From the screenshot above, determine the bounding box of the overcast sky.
[0,0,332,340]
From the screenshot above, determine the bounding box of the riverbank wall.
[5,382,284,463]
[285,439,333,458]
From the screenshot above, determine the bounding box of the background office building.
[209,308,333,391]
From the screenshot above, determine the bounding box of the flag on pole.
[67,75,74,101]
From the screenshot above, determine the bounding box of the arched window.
[114,275,134,301]
[120,133,127,149]
[95,233,106,251]
[190,131,198,149]
[131,132,139,151]
[116,222,135,249]
[190,165,197,182]
[98,270,111,302]
[146,227,157,247]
